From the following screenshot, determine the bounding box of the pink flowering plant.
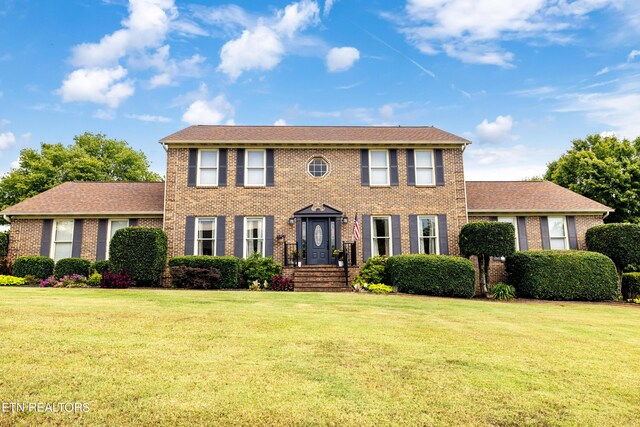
[40,276,58,287]
[40,274,88,288]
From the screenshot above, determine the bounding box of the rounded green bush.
[168,256,240,289]
[54,258,91,279]
[506,250,618,301]
[12,256,55,279]
[357,256,388,284]
[109,227,168,286]
[459,222,516,258]
[386,254,476,298]
[91,260,112,274]
[622,273,640,300]
[586,223,640,274]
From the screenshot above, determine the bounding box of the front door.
[308,219,329,265]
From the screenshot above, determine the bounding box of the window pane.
[247,151,264,167]
[200,150,218,167]
[550,238,567,250]
[370,151,387,167]
[420,237,437,254]
[55,221,73,242]
[415,169,434,185]
[246,219,263,239]
[498,217,515,225]
[199,239,214,256]
[110,220,128,239]
[415,151,433,167]
[199,168,218,185]
[370,168,388,185]
[419,217,435,237]
[373,218,389,238]
[198,219,215,239]
[246,169,265,185]
[548,218,565,238]
[373,238,389,256]
[246,240,263,258]
[54,242,72,261]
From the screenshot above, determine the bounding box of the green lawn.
[1,289,639,426]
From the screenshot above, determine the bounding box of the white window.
[415,150,435,185]
[246,150,266,186]
[197,149,218,186]
[498,217,518,251]
[371,216,392,256]
[51,220,74,262]
[369,150,389,186]
[418,215,438,254]
[106,219,129,259]
[548,216,568,250]
[196,218,216,256]
[245,217,265,258]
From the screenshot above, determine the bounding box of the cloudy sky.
[1,0,639,180]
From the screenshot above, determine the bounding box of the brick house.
[0,126,612,289]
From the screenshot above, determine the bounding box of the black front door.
[307,219,330,265]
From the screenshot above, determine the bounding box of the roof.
[1,182,165,216]
[160,125,470,145]
[466,181,613,214]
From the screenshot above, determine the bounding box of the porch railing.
[342,241,357,287]
[283,242,299,267]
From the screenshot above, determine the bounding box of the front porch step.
[288,265,352,292]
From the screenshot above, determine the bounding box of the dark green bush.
[240,253,281,287]
[170,266,222,289]
[12,256,55,279]
[506,250,618,301]
[168,256,240,289]
[586,223,640,277]
[109,227,167,286]
[386,255,476,298]
[0,232,8,257]
[54,258,91,279]
[459,222,516,258]
[357,255,388,284]
[91,260,112,274]
[622,273,640,300]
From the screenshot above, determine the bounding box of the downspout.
[160,141,168,231]
[3,214,10,224]
[461,142,470,224]
[603,211,610,221]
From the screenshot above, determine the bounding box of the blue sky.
[1,0,639,180]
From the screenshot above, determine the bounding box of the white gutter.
[2,214,10,223]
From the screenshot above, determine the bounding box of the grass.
[1,288,640,426]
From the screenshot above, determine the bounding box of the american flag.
[353,213,360,241]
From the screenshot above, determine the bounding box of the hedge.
[91,260,112,274]
[170,266,222,289]
[54,258,91,279]
[459,222,516,258]
[168,256,240,289]
[109,227,168,286]
[0,232,8,257]
[622,273,640,300]
[506,250,618,301]
[12,256,55,279]
[386,254,476,298]
[586,223,640,289]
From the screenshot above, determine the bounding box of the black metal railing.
[342,241,357,287]
[284,242,299,267]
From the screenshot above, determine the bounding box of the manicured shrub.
[168,256,240,289]
[100,270,131,289]
[506,250,618,301]
[459,222,516,296]
[356,256,388,284]
[622,273,640,300]
[169,266,222,289]
[240,253,281,287]
[109,227,167,286]
[12,256,55,279]
[586,223,640,292]
[0,275,26,286]
[54,258,91,279]
[87,272,102,287]
[91,260,112,274]
[270,275,294,291]
[386,255,476,298]
[367,283,393,294]
[491,283,516,300]
[0,232,8,257]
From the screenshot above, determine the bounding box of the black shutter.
[360,149,369,186]
[71,219,83,258]
[408,214,418,253]
[216,216,226,256]
[517,216,528,250]
[266,149,275,187]
[362,214,371,261]
[391,215,401,255]
[129,218,138,227]
[389,149,399,186]
[406,149,415,186]
[234,216,244,258]
[185,216,195,256]
[437,214,449,255]
[218,148,228,187]
[40,219,53,257]
[96,219,108,261]
[567,216,578,250]
[236,149,245,187]
[265,216,274,257]
[435,149,445,186]
[187,148,197,187]
[540,217,550,250]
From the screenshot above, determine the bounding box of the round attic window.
[308,157,328,178]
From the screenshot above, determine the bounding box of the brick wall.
[164,147,469,264]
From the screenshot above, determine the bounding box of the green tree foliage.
[544,134,640,223]
[0,132,162,217]
[586,223,640,292]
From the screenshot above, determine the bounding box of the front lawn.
[1,288,639,426]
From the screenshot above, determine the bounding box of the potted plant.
[292,250,302,267]
[333,249,345,267]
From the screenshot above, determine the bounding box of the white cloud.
[596,66,610,76]
[93,109,117,120]
[475,115,517,143]
[182,95,234,125]
[132,45,206,88]
[0,132,16,150]
[217,0,320,80]
[274,119,287,125]
[464,144,546,180]
[126,114,172,122]
[10,159,20,169]
[326,47,360,72]
[324,0,335,16]
[600,130,617,137]
[58,66,134,108]
[628,49,640,61]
